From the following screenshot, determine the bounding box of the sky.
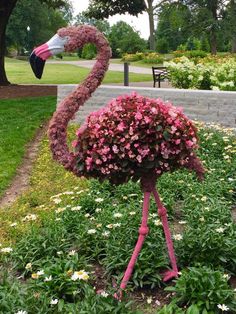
[70,0,150,39]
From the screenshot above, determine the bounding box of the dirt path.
[0,123,48,209]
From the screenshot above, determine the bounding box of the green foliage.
[86,0,146,20]
[6,0,68,54]
[158,304,185,314]
[173,50,208,59]
[108,21,147,57]
[81,43,97,60]
[156,38,170,54]
[156,3,191,53]
[186,37,201,51]
[165,266,236,313]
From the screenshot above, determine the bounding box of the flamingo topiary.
[30,25,205,297]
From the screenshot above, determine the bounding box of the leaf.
[58,299,64,312]
[186,304,200,314]
[163,130,171,140]
[156,125,163,131]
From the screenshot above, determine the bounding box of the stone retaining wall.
[57,85,236,128]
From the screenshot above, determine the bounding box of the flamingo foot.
[113,290,122,301]
[112,277,123,300]
[161,269,178,282]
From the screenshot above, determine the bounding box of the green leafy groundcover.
[0,96,56,198]
[0,123,235,313]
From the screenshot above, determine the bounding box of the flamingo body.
[74,92,203,185]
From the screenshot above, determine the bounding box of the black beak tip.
[29,52,45,79]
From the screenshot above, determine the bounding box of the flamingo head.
[29,32,70,79]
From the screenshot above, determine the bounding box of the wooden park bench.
[152,66,168,88]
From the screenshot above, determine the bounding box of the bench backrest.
[152,67,168,78]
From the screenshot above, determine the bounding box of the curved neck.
[48,26,111,172]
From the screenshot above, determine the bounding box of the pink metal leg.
[119,191,151,292]
[152,188,178,281]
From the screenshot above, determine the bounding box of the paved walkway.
[47,59,151,74]
[47,59,172,88]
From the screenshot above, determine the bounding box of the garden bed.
[0,85,56,99]
[0,122,235,313]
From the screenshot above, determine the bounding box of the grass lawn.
[6,58,152,84]
[0,119,235,313]
[0,96,56,198]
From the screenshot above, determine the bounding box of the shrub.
[165,266,236,313]
[165,56,236,90]
[173,50,208,59]
[142,52,164,64]
[121,52,163,64]
[122,52,144,62]
[156,38,170,54]
[81,43,96,60]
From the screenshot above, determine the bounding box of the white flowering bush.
[165,56,236,91]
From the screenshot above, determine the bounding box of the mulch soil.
[0,84,57,99]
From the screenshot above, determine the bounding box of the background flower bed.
[0,123,235,313]
[165,56,236,91]
[122,52,164,64]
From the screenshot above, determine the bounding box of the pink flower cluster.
[73,92,203,185]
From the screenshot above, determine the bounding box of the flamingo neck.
[48,25,111,171]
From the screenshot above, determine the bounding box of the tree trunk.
[0,0,17,86]
[232,35,236,53]
[209,1,217,55]
[145,0,156,51]
[230,0,236,53]
[210,31,217,55]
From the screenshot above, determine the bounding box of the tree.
[156,2,191,52]
[182,0,226,54]
[108,21,147,57]
[0,0,68,85]
[227,0,236,52]
[86,0,160,51]
[6,0,68,55]
[75,12,110,37]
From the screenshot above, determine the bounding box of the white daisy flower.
[0,247,13,253]
[113,213,123,218]
[50,298,59,305]
[216,227,225,233]
[173,234,183,241]
[25,263,32,270]
[87,229,96,234]
[95,198,104,203]
[217,304,229,311]
[44,275,52,282]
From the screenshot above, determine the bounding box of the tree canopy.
[6,0,69,55]
[86,0,146,19]
[86,0,158,50]
[0,0,70,85]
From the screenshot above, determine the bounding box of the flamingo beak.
[30,34,68,79]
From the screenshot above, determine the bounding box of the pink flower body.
[74,93,203,185]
